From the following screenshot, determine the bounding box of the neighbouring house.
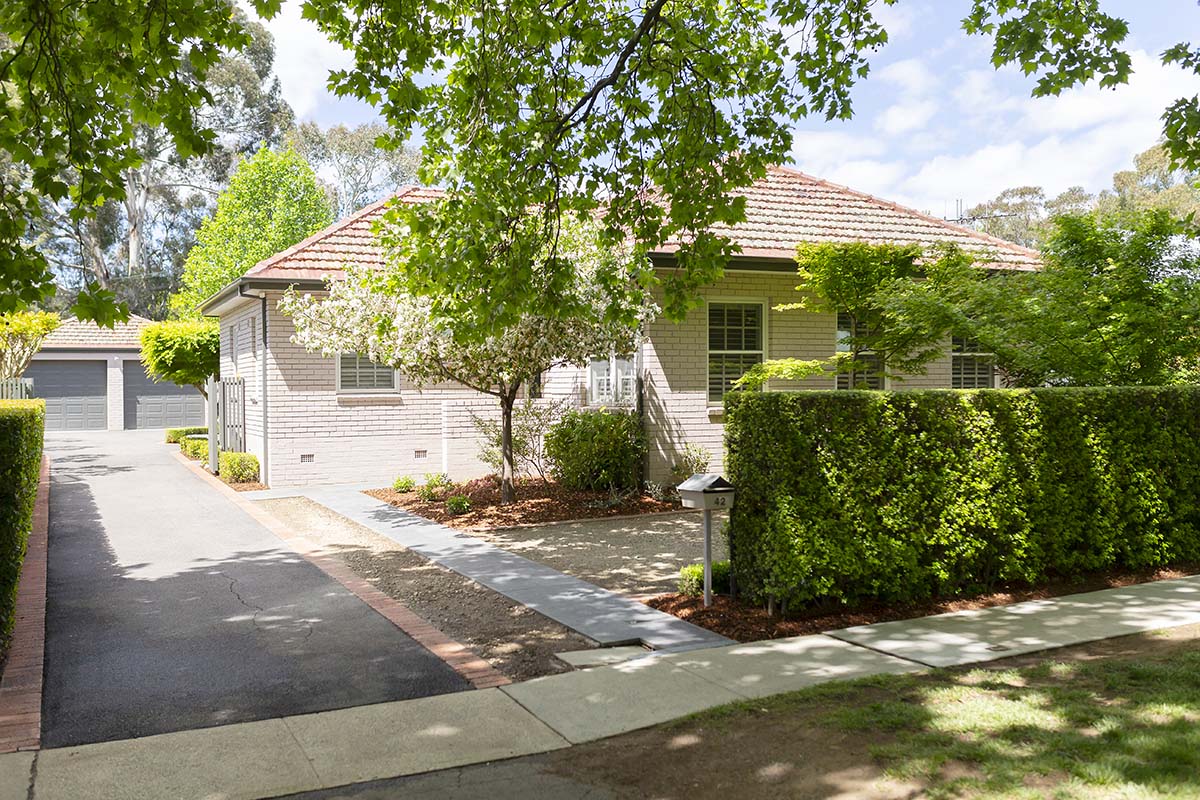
[21,315,205,431]
[198,166,1039,487]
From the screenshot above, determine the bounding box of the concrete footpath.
[5,573,1200,800]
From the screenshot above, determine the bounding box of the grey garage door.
[24,360,108,430]
[123,362,205,429]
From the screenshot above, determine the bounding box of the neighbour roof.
[232,166,1039,285]
[41,314,153,350]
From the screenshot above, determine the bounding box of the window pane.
[708,353,762,402]
[340,354,394,390]
[953,355,994,389]
[835,353,884,390]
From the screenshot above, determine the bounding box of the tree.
[280,217,656,503]
[29,16,294,319]
[289,122,420,218]
[139,320,221,398]
[298,0,1140,336]
[0,312,60,379]
[170,147,334,317]
[737,242,970,389]
[953,211,1200,387]
[0,0,279,322]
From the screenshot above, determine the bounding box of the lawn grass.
[683,640,1200,799]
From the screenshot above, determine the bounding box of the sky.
[258,0,1200,216]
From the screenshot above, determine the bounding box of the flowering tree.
[0,312,60,379]
[280,217,657,503]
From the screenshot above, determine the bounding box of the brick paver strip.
[0,456,50,753]
[173,451,508,689]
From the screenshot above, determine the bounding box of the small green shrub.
[544,409,645,491]
[0,400,44,650]
[416,474,453,502]
[165,426,207,444]
[678,560,731,596]
[725,387,1200,609]
[445,495,472,515]
[392,475,416,492]
[219,452,259,483]
[644,480,673,502]
[670,443,712,484]
[179,435,209,461]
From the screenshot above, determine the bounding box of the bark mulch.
[229,481,269,492]
[365,475,680,531]
[647,564,1200,643]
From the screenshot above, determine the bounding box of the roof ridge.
[766,164,1041,259]
[244,185,428,278]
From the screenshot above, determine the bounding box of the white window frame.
[587,354,637,406]
[706,298,768,405]
[834,310,888,390]
[951,336,996,389]
[335,352,400,395]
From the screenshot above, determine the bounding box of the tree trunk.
[499,390,517,505]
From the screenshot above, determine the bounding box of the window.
[337,353,396,392]
[527,371,544,400]
[708,302,764,402]
[835,311,884,389]
[588,356,636,405]
[952,336,995,389]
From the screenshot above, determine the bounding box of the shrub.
[446,495,472,515]
[0,400,43,649]
[670,443,712,484]
[179,434,209,461]
[544,409,645,491]
[166,426,207,444]
[725,387,1200,609]
[471,397,569,480]
[219,452,259,483]
[393,475,416,492]
[678,560,731,596]
[417,474,452,502]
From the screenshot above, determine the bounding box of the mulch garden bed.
[647,563,1200,643]
[229,481,268,492]
[365,475,680,530]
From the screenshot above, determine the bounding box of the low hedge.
[166,426,207,444]
[725,387,1200,608]
[0,400,44,648]
[679,560,731,596]
[545,409,644,491]
[179,434,208,461]
[219,452,259,483]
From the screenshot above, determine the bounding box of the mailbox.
[677,474,735,511]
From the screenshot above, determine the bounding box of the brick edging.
[171,450,509,689]
[0,455,50,753]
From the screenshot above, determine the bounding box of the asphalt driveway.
[42,430,469,748]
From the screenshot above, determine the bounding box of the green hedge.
[179,434,208,461]
[725,387,1200,608]
[166,426,207,444]
[0,400,44,649]
[219,451,259,483]
[679,560,731,596]
[545,409,644,491]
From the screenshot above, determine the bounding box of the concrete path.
[5,572,1200,799]
[40,431,470,748]
[828,574,1200,667]
[298,486,732,652]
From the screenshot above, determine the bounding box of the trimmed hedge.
[545,409,645,491]
[166,426,207,444]
[725,387,1200,608]
[219,452,259,483]
[179,434,208,461]
[0,400,44,648]
[679,560,731,596]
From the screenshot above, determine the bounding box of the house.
[198,166,1039,487]
[22,315,205,431]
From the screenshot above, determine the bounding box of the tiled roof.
[245,186,445,281]
[242,167,1039,282]
[653,165,1040,270]
[41,314,153,350]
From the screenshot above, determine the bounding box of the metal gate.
[218,377,245,452]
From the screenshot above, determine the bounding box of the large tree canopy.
[0,0,279,323]
[140,319,220,397]
[169,147,334,317]
[295,0,1146,336]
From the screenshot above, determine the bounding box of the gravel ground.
[467,511,729,597]
[255,497,594,682]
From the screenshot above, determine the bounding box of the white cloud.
[876,98,939,135]
[877,58,938,96]
[791,130,887,175]
[872,2,926,42]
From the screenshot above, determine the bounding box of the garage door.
[24,360,108,430]
[123,362,205,429]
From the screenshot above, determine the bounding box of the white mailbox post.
[677,474,735,607]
